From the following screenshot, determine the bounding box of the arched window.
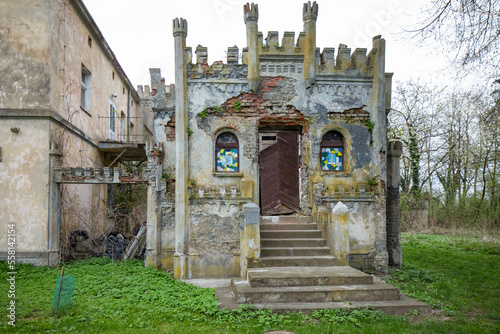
[216,132,239,172]
[320,131,344,171]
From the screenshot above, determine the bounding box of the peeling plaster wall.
[0,0,52,109]
[150,58,389,272]
[0,119,50,262]
[49,0,142,140]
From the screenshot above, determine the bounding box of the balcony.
[98,116,153,164]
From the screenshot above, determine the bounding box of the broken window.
[320,131,344,171]
[81,65,92,112]
[216,132,239,172]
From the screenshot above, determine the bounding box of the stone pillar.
[371,35,387,158]
[173,17,189,278]
[48,141,62,266]
[244,3,259,92]
[242,203,260,276]
[145,159,162,268]
[48,165,61,266]
[331,202,349,265]
[302,1,318,86]
[145,185,161,268]
[370,35,389,271]
[387,141,403,267]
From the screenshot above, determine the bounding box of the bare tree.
[410,0,500,76]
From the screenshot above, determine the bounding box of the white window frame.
[81,65,92,112]
[108,100,116,140]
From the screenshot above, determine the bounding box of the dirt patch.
[405,309,451,324]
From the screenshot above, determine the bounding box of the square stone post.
[242,203,260,276]
[387,141,403,267]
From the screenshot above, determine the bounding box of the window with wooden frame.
[320,131,344,171]
[216,132,239,172]
[81,65,92,112]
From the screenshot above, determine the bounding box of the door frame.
[258,127,302,215]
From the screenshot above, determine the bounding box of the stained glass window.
[216,132,239,172]
[321,131,344,171]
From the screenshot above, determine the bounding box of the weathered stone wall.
[187,200,243,277]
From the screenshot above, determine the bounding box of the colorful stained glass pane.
[217,148,238,172]
[321,147,342,171]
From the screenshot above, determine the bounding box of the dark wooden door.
[259,131,300,215]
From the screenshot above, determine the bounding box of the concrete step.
[261,247,331,257]
[259,255,343,267]
[260,223,318,231]
[247,267,374,287]
[261,238,327,247]
[261,230,323,239]
[232,280,400,304]
[261,216,313,224]
[247,298,431,316]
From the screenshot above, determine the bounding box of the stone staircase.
[230,216,430,315]
[259,215,344,267]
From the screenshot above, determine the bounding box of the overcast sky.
[82,0,446,88]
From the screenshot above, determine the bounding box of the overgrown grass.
[1,233,499,333]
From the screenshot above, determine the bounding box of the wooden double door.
[259,130,300,215]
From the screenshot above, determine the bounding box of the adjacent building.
[0,0,153,265]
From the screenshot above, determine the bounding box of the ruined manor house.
[1,1,414,311]
[145,1,403,278]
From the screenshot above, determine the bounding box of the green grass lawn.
[1,233,499,333]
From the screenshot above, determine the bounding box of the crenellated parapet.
[302,0,318,22]
[139,69,175,113]
[172,17,187,37]
[317,45,371,75]
[243,2,259,23]
[167,2,385,89]
[186,45,248,80]
[136,85,151,99]
[388,141,403,158]
[195,45,207,65]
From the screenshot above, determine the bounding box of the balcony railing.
[98,116,152,144]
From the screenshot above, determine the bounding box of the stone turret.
[244,3,259,92]
[302,1,318,86]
